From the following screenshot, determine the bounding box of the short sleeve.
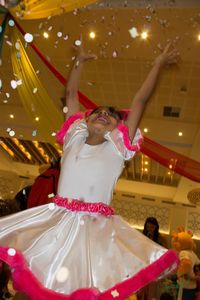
[105,122,143,160]
[56,113,88,149]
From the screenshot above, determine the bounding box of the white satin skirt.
[0,203,178,298]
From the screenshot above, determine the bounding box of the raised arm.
[65,44,97,120]
[125,44,179,140]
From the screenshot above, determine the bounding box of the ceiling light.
[43,32,49,39]
[198,34,200,41]
[89,31,96,39]
[35,117,39,121]
[169,164,173,169]
[143,128,148,133]
[144,168,148,172]
[10,114,14,119]
[167,172,171,175]
[178,132,183,136]
[141,31,148,40]
[144,161,148,165]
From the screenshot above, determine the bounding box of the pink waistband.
[53,196,115,217]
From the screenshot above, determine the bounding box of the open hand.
[154,43,179,67]
[74,37,97,63]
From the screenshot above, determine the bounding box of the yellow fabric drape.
[10,26,63,143]
[11,0,97,19]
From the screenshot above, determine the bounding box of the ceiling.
[0,0,200,200]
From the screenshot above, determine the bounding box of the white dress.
[0,116,179,300]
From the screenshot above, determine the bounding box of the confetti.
[64,34,69,40]
[24,33,33,43]
[56,267,69,282]
[63,106,68,113]
[8,19,15,27]
[48,193,55,198]
[74,39,81,46]
[15,42,20,50]
[32,130,37,136]
[111,289,119,298]
[6,40,12,47]
[9,130,15,137]
[33,87,38,94]
[48,203,55,210]
[0,26,2,33]
[5,93,10,98]
[8,248,16,256]
[57,32,62,38]
[112,51,118,58]
[129,27,139,39]
[16,79,22,86]
[10,80,17,89]
[0,79,2,89]
[48,26,53,31]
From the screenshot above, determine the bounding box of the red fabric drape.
[10,14,200,183]
[141,137,200,183]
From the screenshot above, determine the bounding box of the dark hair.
[143,217,160,242]
[160,293,174,300]
[0,199,19,217]
[194,264,200,274]
[90,106,122,120]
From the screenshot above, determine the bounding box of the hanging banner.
[10,26,63,143]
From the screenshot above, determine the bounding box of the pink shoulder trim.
[117,122,143,152]
[56,112,84,144]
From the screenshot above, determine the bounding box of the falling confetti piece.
[57,32,62,38]
[63,106,68,113]
[56,267,69,282]
[0,26,2,33]
[8,248,16,256]
[48,26,53,31]
[6,40,12,47]
[5,93,10,98]
[48,193,55,198]
[10,80,17,89]
[36,70,40,74]
[64,34,69,40]
[9,130,15,137]
[33,87,38,94]
[129,27,139,39]
[0,80,2,89]
[8,19,15,27]
[16,79,22,85]
[24,33,33,43]
[32,130,37,136]
[6,128,11,132]
[74,39,81,46]
[48,203,55,210]
[15,42,20,50]
[112,51,118,58]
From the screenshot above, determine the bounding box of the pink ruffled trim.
[117,122,143,152]
[53,196,115,217]
[56,112,84,144]
[0,247,179,300]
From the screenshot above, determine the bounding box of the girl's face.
[146,223,156,235]
[86,107,120,134]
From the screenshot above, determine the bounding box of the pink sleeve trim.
[56,112,84,144]
[0,246,179,300]
[117,122,143,152]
